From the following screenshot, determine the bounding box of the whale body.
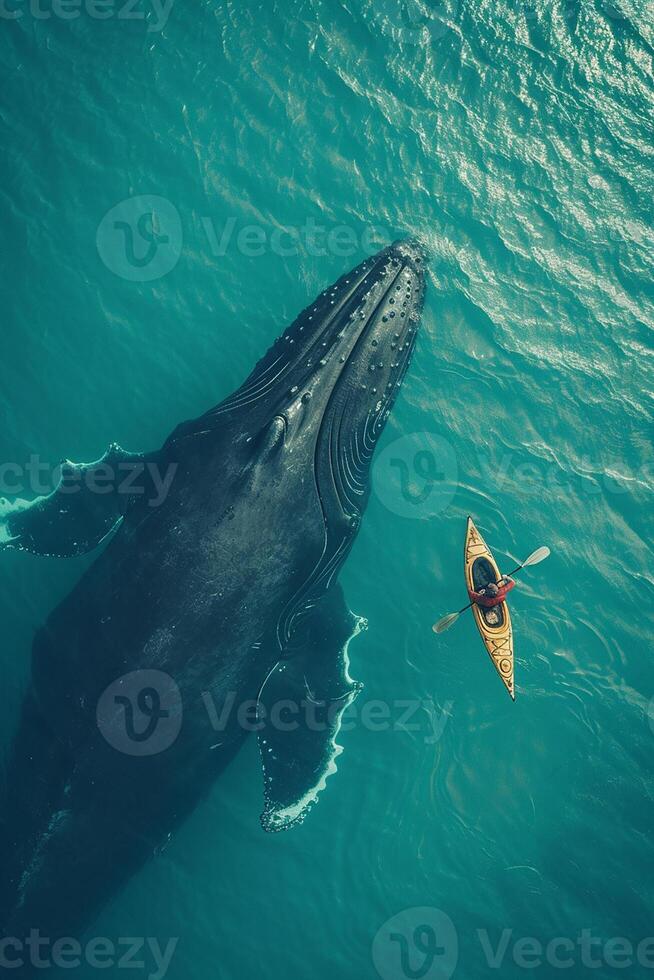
[0,240,426,948]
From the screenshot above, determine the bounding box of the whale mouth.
[308,239,427,522]
[319,239,425,424]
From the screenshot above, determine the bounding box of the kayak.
[464,516,515,700]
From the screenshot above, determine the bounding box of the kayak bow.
[464,516,515,700]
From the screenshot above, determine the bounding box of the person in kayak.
[468,575,515,609]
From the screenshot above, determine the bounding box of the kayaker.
[468,575,515,609]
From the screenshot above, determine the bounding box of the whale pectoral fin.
[258,585,367,833]
[0,445,150,557]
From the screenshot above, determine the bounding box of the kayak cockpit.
[472,555,506,629]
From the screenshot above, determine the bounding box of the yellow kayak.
[464,516,515,700]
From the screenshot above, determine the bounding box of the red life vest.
[468,579,515,608]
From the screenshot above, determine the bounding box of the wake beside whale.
[0,240,426,948]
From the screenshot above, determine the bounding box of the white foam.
[261,612,367,832]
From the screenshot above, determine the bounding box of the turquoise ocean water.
[1,1,653,977]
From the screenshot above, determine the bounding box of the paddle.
[432,546,550,634]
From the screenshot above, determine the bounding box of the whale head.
[164,240,427,635]
[280,240,426,512]
[212,239,425,483]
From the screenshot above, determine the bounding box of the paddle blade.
[522,546,550,567]
[432,612,460,634]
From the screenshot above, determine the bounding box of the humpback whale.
[0,240,426,949]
